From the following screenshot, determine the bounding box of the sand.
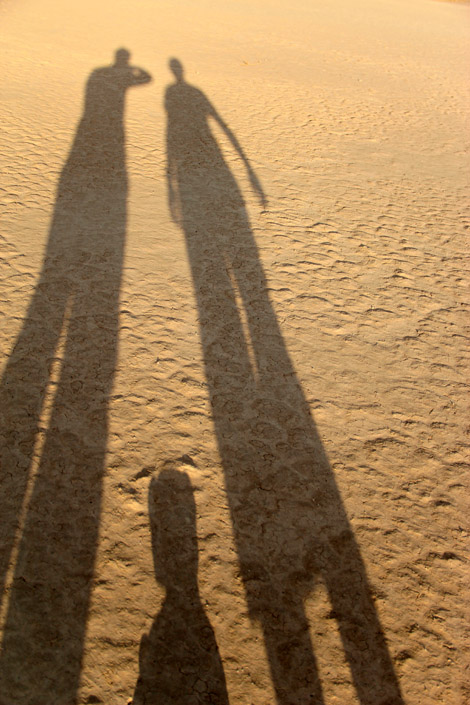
[0,0,469,703]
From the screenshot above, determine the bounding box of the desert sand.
[0,0,469,703]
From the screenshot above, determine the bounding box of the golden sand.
[1,0,469,703]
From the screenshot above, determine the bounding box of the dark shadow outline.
[0,49,151,704]
[164,58,405,705]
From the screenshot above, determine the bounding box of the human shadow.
[132,468,229,705]
[165,58,404,705]
[0,49,150,703]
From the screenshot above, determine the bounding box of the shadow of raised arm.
[130,66,152,86]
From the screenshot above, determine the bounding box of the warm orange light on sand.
[1,0,468,704]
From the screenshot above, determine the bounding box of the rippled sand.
[1,0,469,703]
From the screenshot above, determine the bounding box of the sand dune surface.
[1,0,469,703]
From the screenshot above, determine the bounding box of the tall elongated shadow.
[165,59,404,705]
[0,50,150,703]
[133,468,229,705]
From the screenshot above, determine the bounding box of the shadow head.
[149,468,198,587]
[114,48,131,67]
[169,57,184,82]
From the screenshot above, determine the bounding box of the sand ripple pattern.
[0,0,469,703]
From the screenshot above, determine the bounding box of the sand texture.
[1,0,469,703]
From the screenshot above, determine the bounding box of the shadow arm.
[210,107,267,208]
[166,150,181,225]
[131,67,152,85]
